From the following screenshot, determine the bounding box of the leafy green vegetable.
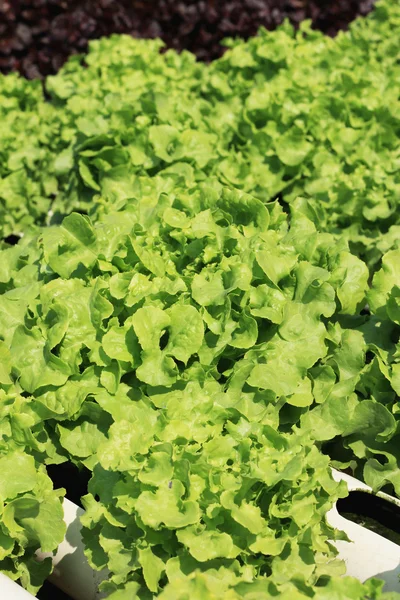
[1,2,400,596]
[153,574,398,600]
[308,248,400,497]
[0,448,65,595]
[0,180,373,595]
[0,0,400,269]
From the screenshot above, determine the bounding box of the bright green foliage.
[104,570,400,600]
[0,180,374,595]
[1,1,400,596]
[0,74,62,235]
[0,447,65,594]
[0,181,369,461]
[82,423,346,597]
[0,0,400,269]
[305,248,400,496]
[154,574,398,600]
[205,0,400,268]
[0,38,206,237]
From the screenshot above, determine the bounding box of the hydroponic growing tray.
[2,470,400,600]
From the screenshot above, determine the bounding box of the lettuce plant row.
[0,1,399,599]
[0,0,399,269]
[0,177,398,598]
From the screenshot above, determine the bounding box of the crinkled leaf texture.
[0,179,375,596]
[0,450,65,595]
[313,248,400,497]
[0,0,400,270]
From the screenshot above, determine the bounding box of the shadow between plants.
[37,580,73,600]
[47,462,91,508]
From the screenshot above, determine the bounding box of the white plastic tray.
[3,470,400,599]
[0,573,37,600]
[328,470,400,591]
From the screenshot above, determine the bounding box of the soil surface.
[0,0,376,79]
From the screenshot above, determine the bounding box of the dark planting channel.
[337,490,400,546]
[47,462,91,508]
[37,580,73,600]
